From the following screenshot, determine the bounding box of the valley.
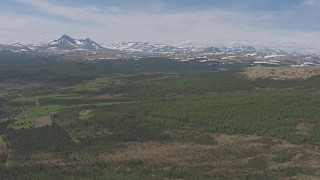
[0,49,320,179]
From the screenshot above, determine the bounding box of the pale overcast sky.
[0,0,320,52]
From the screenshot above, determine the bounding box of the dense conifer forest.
[1,52,320,179]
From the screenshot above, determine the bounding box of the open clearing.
[241,66,320,80]
[34,116,52,128]
[296,122,313,135]
[8,105,66,129]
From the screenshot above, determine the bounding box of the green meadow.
[7,105,66,129]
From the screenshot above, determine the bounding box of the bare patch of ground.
[34,116,52,128]
[296,122,313,135]
[213,133,261,145]
[241,66,320,80]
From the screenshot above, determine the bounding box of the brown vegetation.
[97,131,320,177]
[34,116,52,128]
[296,122,313,135]
[241,66,320,80]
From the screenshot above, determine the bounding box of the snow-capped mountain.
[259,47,289,55]
[105,42,285,55]
[44,35,106,51]
[0,43,34,52]
[106,41,203,54]
[0,35,316,57]
[104,42,184,53]
[0,35,114,53]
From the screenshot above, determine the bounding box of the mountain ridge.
[45,34,107,52]
[0,34,318,57]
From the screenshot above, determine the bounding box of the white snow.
[246,52,257,56]
[264,55,285,58]
[50,41,59,45]
[75,40,84,45]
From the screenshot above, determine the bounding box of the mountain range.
[0,34,311,56]
[0,35,113,54]
[45,34,106,51]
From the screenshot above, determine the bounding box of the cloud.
[14,0,118,22]
[305,0,320,6]
[2,0,319,53]
[0,15,38,30]
[0,13,93,44]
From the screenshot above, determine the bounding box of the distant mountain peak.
[57,34,73,40]
[0,35,301,56]
[51,34,75,45]
[46,34,107,51]
[60,34,69,38]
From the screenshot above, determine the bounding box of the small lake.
[0,117,10,121]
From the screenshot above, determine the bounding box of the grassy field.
[7,105,66,129]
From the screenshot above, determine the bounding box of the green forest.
[0,52,320,179]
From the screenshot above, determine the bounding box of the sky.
[0,0,320,53]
